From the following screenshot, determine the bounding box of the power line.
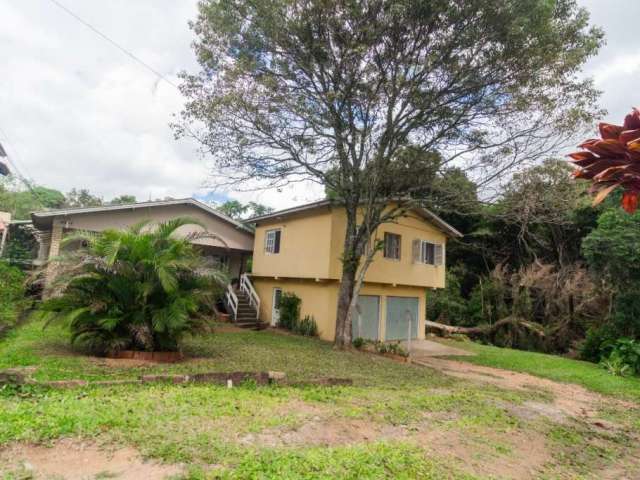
[46,0,181,90]
[0,125,50,210]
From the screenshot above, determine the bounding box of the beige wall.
[49,204,253,252]
[251,208,334,279]
[253,205,447,289]
[252,276,427,342]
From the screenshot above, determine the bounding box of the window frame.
[413,239,444,266]
[264,228,281,254]
[383,232,402,260]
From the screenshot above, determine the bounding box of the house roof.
[246,199,463,238]
[31,198,254,234]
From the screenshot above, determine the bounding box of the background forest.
[426,157,638,370]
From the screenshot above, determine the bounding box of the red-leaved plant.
[569,108,640,213]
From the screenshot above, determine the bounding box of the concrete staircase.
[234,290,265,330]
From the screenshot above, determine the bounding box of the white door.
[271,288,283,326]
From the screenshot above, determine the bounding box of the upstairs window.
[413,240,444,265]
[383,232,401,260]
[265,229,281,254]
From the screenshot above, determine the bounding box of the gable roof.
[31,198,254,234]
[246,199,463,238]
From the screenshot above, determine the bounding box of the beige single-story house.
[30,198,254,279]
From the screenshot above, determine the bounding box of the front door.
[385,296,419,340]
[352,295,380,340]
[271,288,282,326]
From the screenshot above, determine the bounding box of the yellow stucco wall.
[252,276,427,342]
[253,204,447,288]
[329,209,447,288]
[251,208,334,279]
[253,277,336,339]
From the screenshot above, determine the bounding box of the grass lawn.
[1,320,640,479]
[438,338,640,402]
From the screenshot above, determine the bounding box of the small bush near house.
[352,337,365,349]
[278,292,301,331]
[371,340,408,357]
[277,293,318,337]
[295,314,318,337]
[0,260,26,333]
[37,218,227,355]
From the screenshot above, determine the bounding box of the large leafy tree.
[582,208,640,339]
[0,176,65,219]
[64,188,103,208]
[217,200,274,220]
[39,218,227,354]
[177,0,602,347]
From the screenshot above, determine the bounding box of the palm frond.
[154,217,205,240]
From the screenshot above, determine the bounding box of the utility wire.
[0,125,50,210]
[46,0,181,90]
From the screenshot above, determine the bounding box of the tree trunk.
[334,205,360,349]
[334,263,357,348]
[425,317,545,340]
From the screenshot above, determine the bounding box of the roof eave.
[30,198,254,235]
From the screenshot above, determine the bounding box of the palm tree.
[38,218,228,354]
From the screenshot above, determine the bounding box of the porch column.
[43,220,64,295]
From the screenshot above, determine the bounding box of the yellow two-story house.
[248,200,462,342]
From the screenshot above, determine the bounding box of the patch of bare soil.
[0,438,182,480]
[412,357,635,421]
[237,408,552,480]
[238,417,406,448]
[418,428,550,480]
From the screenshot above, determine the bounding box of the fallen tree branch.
[426,316,545,339]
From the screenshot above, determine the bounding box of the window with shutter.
[417,240,444,265]
[265,229,281,254]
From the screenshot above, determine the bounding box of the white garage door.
[385,296,419,340]
[352,295,380,340]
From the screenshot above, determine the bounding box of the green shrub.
[294,314,318,337]
[278,292,301,331]
[352,337,365,349]
[371,341,408,357]
[601,354,632,377]
[37,218,227,354]
[600,338,640,376]
[0,261,26,332]
[580,324,617,362]
[427,269,469,325]
[611,290,640,339]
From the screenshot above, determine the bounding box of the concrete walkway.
[402,339,474,358]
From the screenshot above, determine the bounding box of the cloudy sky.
[0,0,637,209]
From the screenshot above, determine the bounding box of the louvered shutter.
[274,230,281,253]
[434,244,444,266]
[412,239,421,263]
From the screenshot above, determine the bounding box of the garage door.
[352,295,380,340]
[385,296,419,340]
